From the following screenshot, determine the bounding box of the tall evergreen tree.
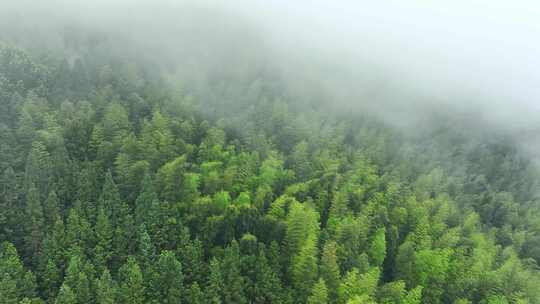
[320,240,340,302]
[0,242,37,303]
[308,278,329,304]
[135,173,157,226]
[206,258,224,304]
[96,269,116,304]
[117,257,145,304]
[0,167,21,241]
[187,282,204,304]
[94,207,113,272]
[221,241,247,304]
[368,227,386,268]
[24,184,44,266]
[54,284,76,304]
[44,190,61,228]
[147,250,183,304]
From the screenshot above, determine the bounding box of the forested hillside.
[1,30,540,304]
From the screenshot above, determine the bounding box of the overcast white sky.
[3,0,540,132]
[250,1,540,110]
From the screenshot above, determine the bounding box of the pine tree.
[24,184,44,266]
[308,278,329,304]
[64,202,92,256]
[368,227,386,268]
[291,236,319,301]
[117,257,145,304]
[136,224,156,271]
[148,250,183,304]
[253,246,283,304]
[112,214,136,271]
[0,167,20,241]
[338,268,380,303]
[267,241,282,278]
[24,141,52,195]
[98,170,121,223]
[94,207,113,272]
[395,240,416,288]
[62,255,81,290]
[414,249,451,304]
[44,190,61,228]
[177,229,205,285]
[0,242,37,303]
[221,241,247,304]
[320,240,340,302]
[76,165,100,218]
[206,258,224,304]
[402,286,423,304]
[41,259,61,301]
[63,254,93,304]
[284,201,320,274]
[54,284,76,304]
[41,217,66,273]
[135,173,157,226]
[187,282,204,304]
[96,269,116,304]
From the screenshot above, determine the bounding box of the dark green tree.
[117,257,145,304]
[308,278,328,304]
[147,250,183,304]
[24,184,45,266]
[96,269,116,304]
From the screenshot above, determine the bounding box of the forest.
[1,3,540,304]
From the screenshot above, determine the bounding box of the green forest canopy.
[0,28,540,304]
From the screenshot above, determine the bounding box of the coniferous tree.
[0,242,37,303]
[44,190,61,229]
[117,257,145,304]
[0,167,20,241]
[25,184,44,266]
[177,230,205,285]
[320,240,340,302]
[221,241,247,304]
[94,207,113,272]
[41,259,61,301]
[54,284,76,304]
[206,258,224,304]
[148,250,183,304]
[41,217,66,273]
[253,246,283,304]
[136,224,156,270]
[135,174,157,226]
[368,228,386,268]
[308,278,329,304]
[96,269,116,304]
[187,282,204,304]
[291,236,319,301]
[0,37,539,304]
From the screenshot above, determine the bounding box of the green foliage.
[96,269,116,304]
[320,241,340,301]
[338,267,380,304]
[0,242,37,303]
[117,257,145,304]
[0,39,539,304]
[147,250,183,303]
[54,285,76,304]
[369,228,386,268]
[187,282,204,304]
[308,278,329,304]
[24,184,44,266]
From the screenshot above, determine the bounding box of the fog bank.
[2,0,540,148]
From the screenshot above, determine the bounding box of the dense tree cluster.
[0,36,539,304]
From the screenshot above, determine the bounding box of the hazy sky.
[247,1,540,116]
[3,0,540,135]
